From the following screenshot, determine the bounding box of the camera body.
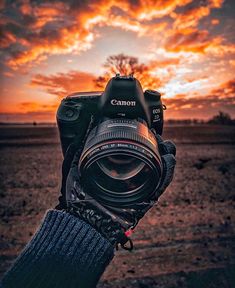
[57,75,165,156]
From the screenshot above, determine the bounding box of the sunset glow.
[0,0,234,122]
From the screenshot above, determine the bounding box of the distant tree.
[208,111,234,125]
[199,119,205,125]
[94,53,161,90]
[208,111,233,125]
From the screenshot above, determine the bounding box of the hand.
[56,133,176,250]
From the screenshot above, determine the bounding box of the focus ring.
[83,129,158,156]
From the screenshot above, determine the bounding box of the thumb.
[157,154,176,197]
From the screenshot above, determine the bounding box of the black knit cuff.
[1,210,114,288]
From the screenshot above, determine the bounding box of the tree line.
[167,111,235,125]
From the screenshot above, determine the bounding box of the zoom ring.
[83,130,157,155]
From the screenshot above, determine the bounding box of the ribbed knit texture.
[1,210,114,288]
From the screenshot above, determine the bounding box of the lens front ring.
[79,140,162,206]
[79,119,162,207]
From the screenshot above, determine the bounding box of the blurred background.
[0,0,235,287]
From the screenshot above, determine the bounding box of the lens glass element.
[97,155,145,180]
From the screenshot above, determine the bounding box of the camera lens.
[79,119,162,207]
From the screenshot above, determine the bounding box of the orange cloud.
[211,78,235,98]
[165,79,235,108]
[2,78,233,122]
[31,71,97,97]
[171,0,223,29]
[127,0,193,20]
[164,29,223,53]
[21,2,67,29]
[1,0,234,123]
[18,102,58,113]
[172,6,211,30]
[0,30,17,48]
[91,53,181,91]
[211,18,219,25]
[30,54,181,100]
[161,1,234,56]
[1,76,234,122]
[1,2,98,69]
[164,96,235,119]
[6,25,95,69]
[163,79,235,119]
[0,0,228,70]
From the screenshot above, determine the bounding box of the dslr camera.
[57,75,165,207]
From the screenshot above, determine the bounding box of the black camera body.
[57,75,165,206]
[57,75,165,156]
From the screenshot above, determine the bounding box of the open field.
[0,125,235,287]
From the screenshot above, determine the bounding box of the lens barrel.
[79,119,162,207]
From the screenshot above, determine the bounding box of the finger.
[154,134,168,156]
[59,143,82,208]
[162,140,176,156]
[66,166,82,202]
[154,133,163,144]
[71,148,83,168]
[154,134,176,156]
[157,154,176,197]
[64,132,87,168]
[62,143,78,174]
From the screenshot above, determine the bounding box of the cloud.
[163,26,235,56]
[165,92,235,111]
[164,96,235,119]
[0,1,99,69]
[211,78,235,98]
[126,0,193,20]
[30,67,235,118]
[171,0,224,30]
[211,18,219,25]
[164,29,221,53]
[18,102,58,113]
[1,78,234,122]
[0,0,228,70]
[161,0,235,56]
[31,71,97,97]
[32,54,180,94]
[0,30,17,48]
[28,50,182,95]
[164,78,235,118]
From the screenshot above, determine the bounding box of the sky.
[0,0,234,122]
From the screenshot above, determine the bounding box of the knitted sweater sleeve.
[0,210,114,288]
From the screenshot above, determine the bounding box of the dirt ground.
[0,124,235,287]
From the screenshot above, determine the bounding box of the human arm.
[1,210,114,288]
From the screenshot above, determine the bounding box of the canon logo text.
[111,99,136,106]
